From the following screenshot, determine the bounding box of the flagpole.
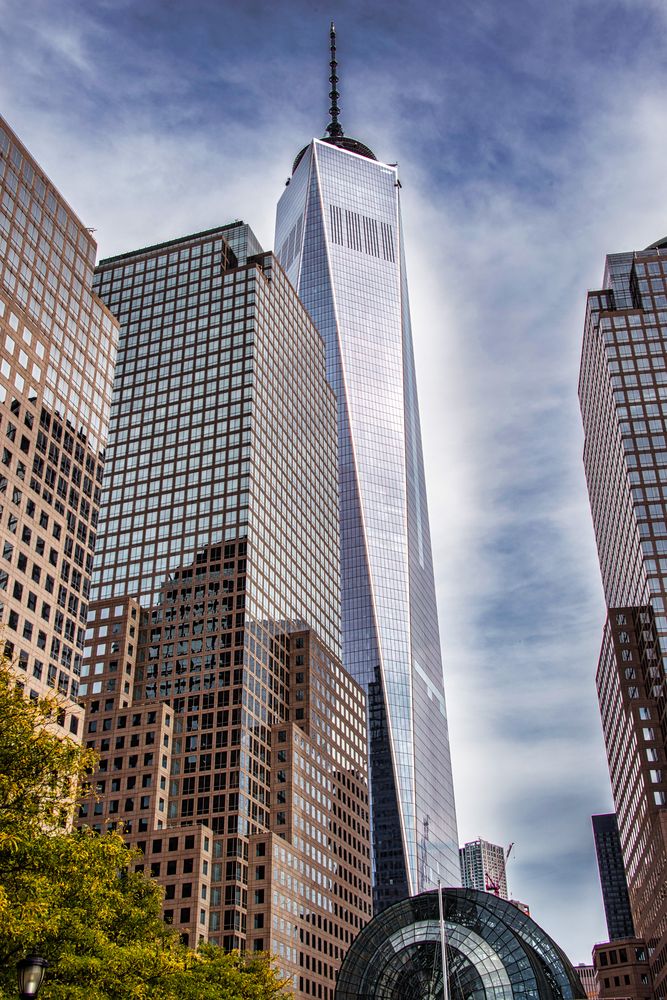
[438,881,449,1000]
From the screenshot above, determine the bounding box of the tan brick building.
[0,115,118,737]
[593,939,653,1000]
[580,242,667,996]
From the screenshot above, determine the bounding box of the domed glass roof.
[335,889,586,1000]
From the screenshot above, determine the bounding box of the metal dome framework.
[335,889,586,1000]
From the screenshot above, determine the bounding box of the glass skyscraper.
[275,30,459,908]
[591,813,635,942]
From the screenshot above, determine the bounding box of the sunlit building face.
[580,240,667,996]
[77,225,373,996]
[0,115,118,740]
[276,132,459,907]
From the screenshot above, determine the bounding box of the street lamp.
[16,955,48,999]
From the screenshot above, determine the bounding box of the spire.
[326,21,344,139]
[292,20,377,174]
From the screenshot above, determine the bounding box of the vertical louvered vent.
[329,204,395,263]
[330,205,344,245]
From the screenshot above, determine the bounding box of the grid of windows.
[580,245,667,995]
[91,236,340,657]
[77,224,372,994]
[0,115,118,733]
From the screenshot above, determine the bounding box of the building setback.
[592,813,636,942]
[580,240,667,995]
[0,115,118,737]
[274,25,459,910]
[459,838,508,899]
[593,940,653,1000]
[77,224,371,998]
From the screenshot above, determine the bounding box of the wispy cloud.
[3,0,667,964]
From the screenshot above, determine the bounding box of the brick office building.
[580,241,667,996]
[76,223,371,998]
[0,115,118,737]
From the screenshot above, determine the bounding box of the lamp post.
[16,955,48,999]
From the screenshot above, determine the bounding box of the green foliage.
[0,663,289,998]
[0,661,97,843]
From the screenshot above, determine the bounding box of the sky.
[3,0,667,967]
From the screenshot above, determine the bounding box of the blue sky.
[3,0,667,965]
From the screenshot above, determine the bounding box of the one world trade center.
[275,25,459,910]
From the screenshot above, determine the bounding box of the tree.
[0,663,289,999]
[0,661,97,842]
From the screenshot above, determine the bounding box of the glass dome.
[335,889,586,1000]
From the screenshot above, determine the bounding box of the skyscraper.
[580,239,667,994]
[78,223,372,995]
[592,814,635,942]
[0,115,118,738]
[274,24,458,910]
[459,838,508,899]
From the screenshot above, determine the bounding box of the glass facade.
[275,138,459,907]
[335,888,586,1000]
[90,226,340,656]
[591,813,635,942]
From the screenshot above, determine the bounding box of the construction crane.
[485,871,501,896]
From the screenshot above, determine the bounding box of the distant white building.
[575,963,599,999]
[459,838,508,898]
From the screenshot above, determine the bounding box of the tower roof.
[292,22,377,174]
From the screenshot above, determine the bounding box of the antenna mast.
[326,21,344,138]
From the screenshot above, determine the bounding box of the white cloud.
[4,0,667,965]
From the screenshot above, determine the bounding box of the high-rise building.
[592,814,635,942]
[274,23,458,910]
[77,223,372,997]
[459,838,508,898]
[580,240,667,994]
[0,115,118,738]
